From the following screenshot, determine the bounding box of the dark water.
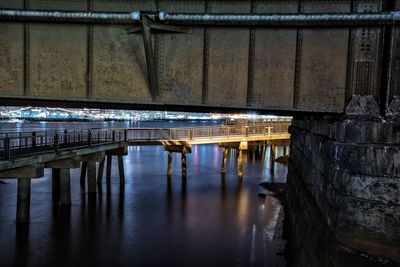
[0,121,288,267]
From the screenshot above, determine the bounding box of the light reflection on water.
[0,121,287,266]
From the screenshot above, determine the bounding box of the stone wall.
[287,114,400,263]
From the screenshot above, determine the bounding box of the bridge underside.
[0,0,399,114]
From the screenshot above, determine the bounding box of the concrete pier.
[117,155,125,183]
[80,162,87,186]
[16,179,31,223]
[97,159,105,185]
[52,169,60,203]
[167,152,173,176]
[82,152,105,193]
[106,155,112,182]
[87,161,96,193]
[104,147,128,183]
[181,153,187,178]
[163,142,191,178]
[237,149,243,178]
[59,169,71,205]
[45,157,80,205]
[0,164,44,222]
[269,144,276,171]
[221,148,228,174]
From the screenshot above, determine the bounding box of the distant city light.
[0,106,291,122]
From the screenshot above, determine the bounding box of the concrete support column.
[117,155,125,183]
[181,153,187,178]
[17,178,31,223]
[0,164,44,223]
[52,168,60,203]
[221,148,228,173]
[283,146,287,156]
[106,155,112,182]
[167,152,173,176]
[237,149,243,178]
[163,143,190,178]
[270,144,276,170]
[97,159,105,185]
[59,168,71,205]
[87,161,97,193]
[80,162,87,186]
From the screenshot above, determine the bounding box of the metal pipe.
[0,9,400,27]
[159,12,400,26]
[0,9,140,24]
[1,9,400,26]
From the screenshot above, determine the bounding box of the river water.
[0,121,288,267]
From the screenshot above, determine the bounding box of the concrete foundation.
[287,113,400,263]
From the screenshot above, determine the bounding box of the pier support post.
[105,147,128,183]
[106,155,112,182]
[181,153,187,178]
[117,155,125,183]
[17,178,31,223]
[221,148,228,174]
[237,149,243,178]
[87,161,97,193]
[81,152,105,193]
[167,152,172,176]
[45,157,79,205]
[80,162,87,186]
[97,158,105,185]
[163,142,191,179]
[59,169,71,205]
[270,144,276,171]
[52,169,60,203]
[0,164,44,223]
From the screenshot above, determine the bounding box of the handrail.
[0,122,291,160]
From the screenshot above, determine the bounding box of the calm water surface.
[0,121,288,267]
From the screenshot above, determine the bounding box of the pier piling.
[167,152,172,176]
[17,178,31,223]
[117,155,125,183]
[59,169,71,205]
[97,159,105,185]
[106,155,112,182]
[221,148,228,173]
[181,153,187,178]
[87,161,97,193]
[52,169,60,203]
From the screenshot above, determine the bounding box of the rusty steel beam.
[2,9,400,26]
[141,16,158,100]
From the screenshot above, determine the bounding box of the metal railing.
[0,122,290,160]
[0,128,127,160]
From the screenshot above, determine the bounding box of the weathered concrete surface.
[287,112,400,263]
[0,1,386,113]
[285,166,399,267]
